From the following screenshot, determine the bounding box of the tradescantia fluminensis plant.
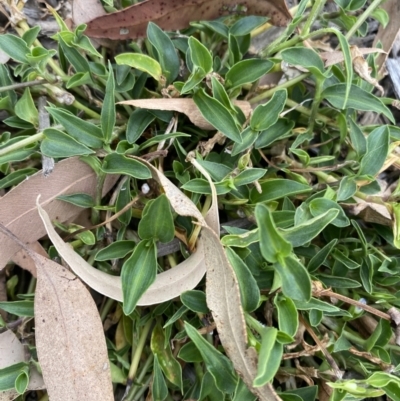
[1,0,400,400]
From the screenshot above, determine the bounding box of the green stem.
[307,77,324,134]
[128,319,153,381]
[245,313,266,336]
[72,100,101,119]
[249,73,310,104]
[285,98,334,125]
[92,172,107,225]
[345,0,386,40]
[301,0,327,36]
[0,133,44,157]
[100,298,115,322]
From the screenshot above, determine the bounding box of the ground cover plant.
[1,0,400,400]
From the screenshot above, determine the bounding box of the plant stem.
[0,79,47,93]
[128,318,153,381]
[301,0,327,36]
[0,133,44,157]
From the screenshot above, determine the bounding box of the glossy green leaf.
[57,193,94,208]
[14,365,29,394]
[115,53,163,82]
[101,153,151,179]
[102,62,116,143]
[211,75,236,113]
[233,168,266,187]
[281,209,339,247]
[226,59,273,89]
[0,168,37,189]
[199,371,224,401]
[178,342,203,363]
[274,295,298,337]
[294,297,344,313]
[253,327,279,387]
[181,179,231,195]
[47,107,103,148]
[323,84,394,123]
[256,203,292,264]
[181,290,208,313]
[221,228,259,248]
[251,179,311,203]
[121,240,157,314]
[15,89,38,126]
[230,16,267,36]
[152,355,168,401]
[0,300,34,317]
[281,47,326,78]
[116,177,132,225]
[255,118,294,149]
[138,194,175,243]
[337,176,357,201]
[126,108,155,144]
[185,322,237,394]
[274,256,312,301]
[147,22,179,84]
[359,126,390,177]
[233,378,257,401]
[66,72,92,89]
[189,36,213,74]
[151,321,183,390]
[0,34,29,63]
[94,241,135,261]
[41,128,94,157]
[0,362,29,391]
[250,90,287,132]
[226,248,260,312]
[193,88,242,143]
[307,239,337,273]
[231,127,258,156]
[309,198,350,227]
[181,66,206,94]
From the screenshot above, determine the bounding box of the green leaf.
[211,75,236,113]
[181,66,206,94]
[181,290,208,313]
[307,239,337,273]
[233,168,266,187]
[102,62,116,143]
[309,198,350,227]
[59,37,92,74]
[337,176,357,201]
[178,342,203,363]
[193,88,242,143]
[14,365,29,394]
[101,153,151,179]
[0,300,34,317]
[15,89,38,126]
[221,228,259,248]
[185,322,237,394]
[334,30,352,108]
[274,294,298,337]
[138,194,175,243]
[226,248,260,312]
[0,34,30,63]
[116,177,132,225]
[251,179,311,203]
[229,16,267,36]
[274,256,312,301]
[47,107,103,148]
[151,321,183,390]
[57,193,94,208]
[281,47,326,78]
[94,241,135,261]
[231,127,258,156]
[254,327,282,386]
[189,36,213,74]
[116,53,163,82]
[233,379,257,401]
[0,362,29,392]
[0,168,37,189]
[147,22,180,85]
[359,125,390,177]
[226,59,273,89]
[255,118,294,149]
[121,240,157,314]
[41,128,95,157]
[281,209,339,247]
[250,90,287,131]
[152,355,168,401]
[255,203,292,264]
[126,108,155,144]
[66,72,92,89]
[294,297,344,313]
[323,84,394,123]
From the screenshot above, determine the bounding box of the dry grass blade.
[0,157,118,269]
[0,225,113,401]
[84,0,292,40]
[119,98,252,131]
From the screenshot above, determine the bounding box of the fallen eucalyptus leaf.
[84,0,292,40]
[118,98,252,131]
[0,157,118,270]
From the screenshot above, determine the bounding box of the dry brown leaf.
[84,0,292,40]
[320,47,387,67]
[342,200,392,226]
[11,241,49,278]
[201,227,281,401]
[373,0,400,74]
[0,157,118,270]
[37,157,219,305]
[0,330,45,401]
[118,98,252,131]
[350,46,384,95]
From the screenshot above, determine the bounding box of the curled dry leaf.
[37,157,219,305]
[320,47,387,67]
[0,157,118,270]
[350,46,384,96]
[118,98,252,131]
[0,330,45,401]
[84,0,292,40]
